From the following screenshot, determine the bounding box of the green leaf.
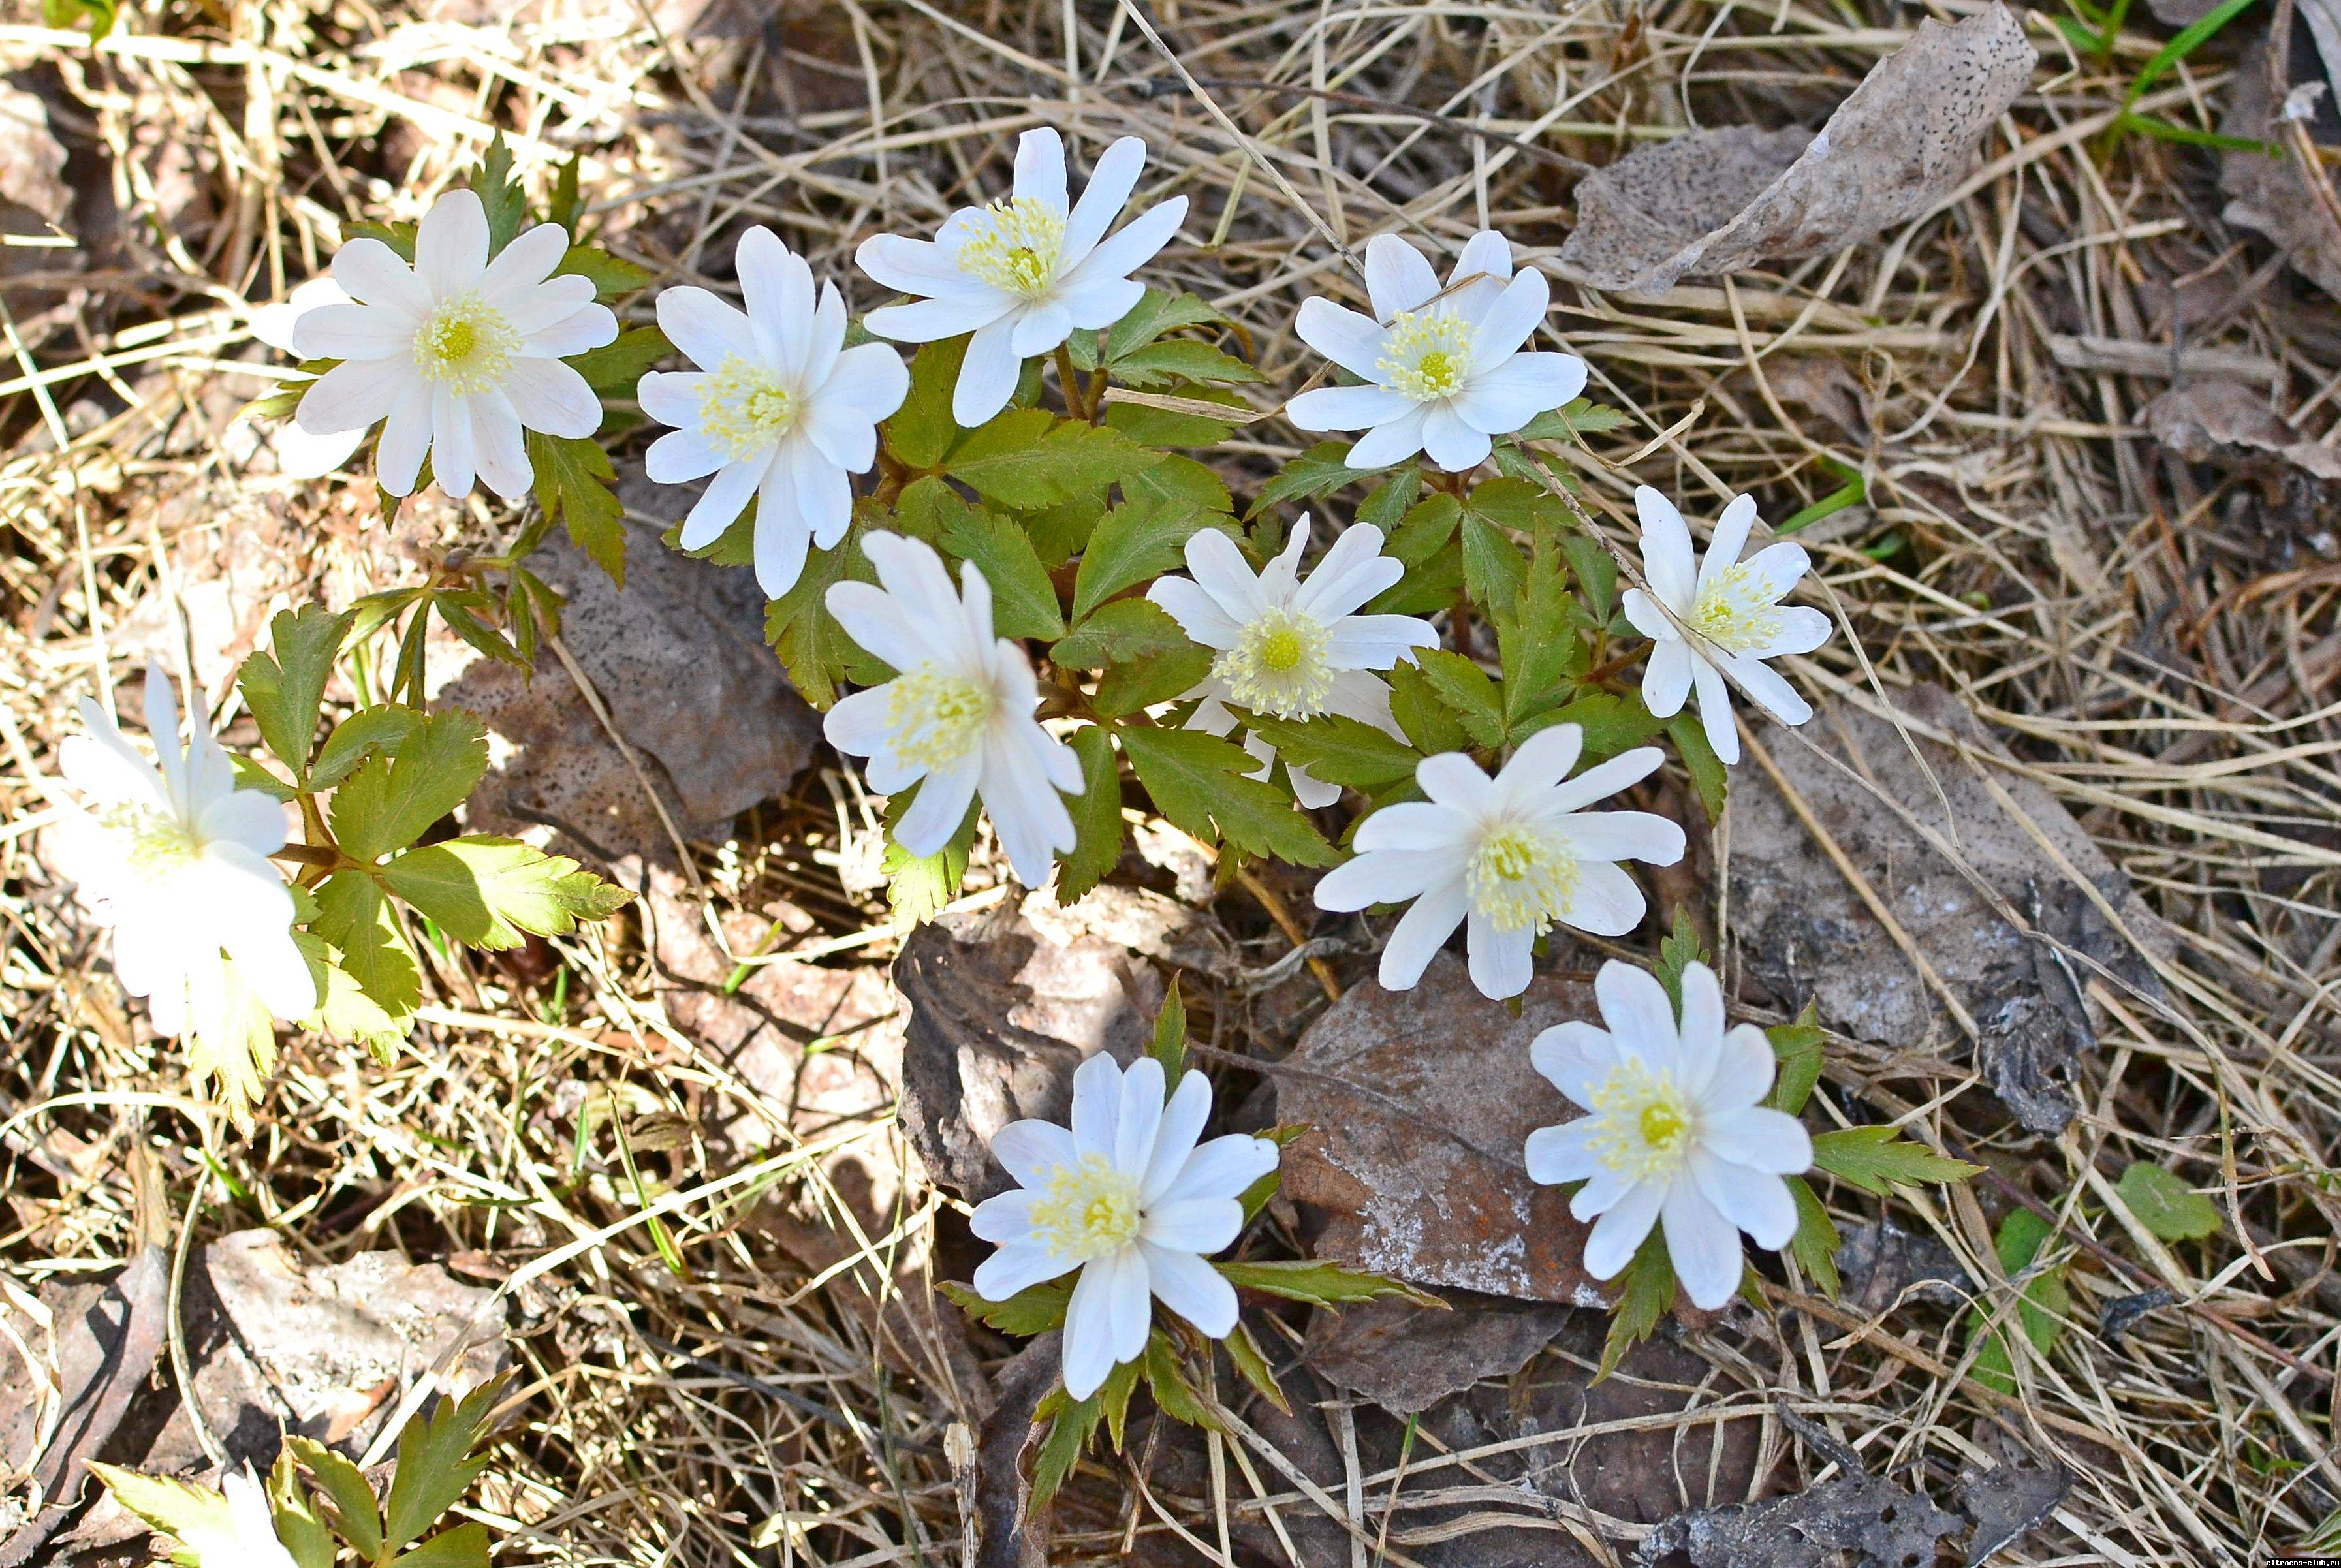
[1094,644,1212,719]
[882,792,979,926]
[1653,907,1707,1017]
[1516,398,1629,442]
[1024,490,1112,565]
[1029,1388,1105,1513]
[1122,451,1234,514]
[1460,513,1526,616]
[42,0,116,39]
[1766,1003,1825,1115]
[268,1449,337,1568]
[1142,1331,1218,1429]
[548,155,582,235]
[947,411,1162,510]
[940,1276,1072,1335]
[1811,1125,1983,1196]
[1384,492,1460,567]
[1787,1176,1841,1296]
[1597,1228,1676,1381]
[1097,1353,1145,1453]
[939,505,1064,640]
[392,1523,492,1568]
[1071,499,1222,622]
[1213,1259,1440,1308]
[310,873,421,1029]
[295,930,409,1055]
[1105,394,1240,450]
[311,704,422,792]
[1387,662,1468,755]
[2116,1161,2222,1242]
[287,1437,384,1561]
[1118,725,1338,866]
[1967,1208,2069,1396]
[469,135,527,257]
[383,1379,503,1554]
[1357,469,1422,537]
[89,1464,237,1549]
[526,431,627,586]
[1223,1319,1290,1414]
[1105,288,1223,360]
[1056,726,1126,905]
[1515,692,1667,760]
[1667,712,1729,821]
[345,219,418,263]
[1150,980,1188,1078]
[1236,1125,1310,1223]
[1248,441,1363,520]
[231,755,298,802]
[1493,544,1579,724]
[887,336,966,470]
[766,525,865,708]
[1110,339,1265,388]
[330,710,489,863]
[240,604,353,781]
[1413,650,1505,749]
[1050,598,1191,669]
[566,325,672,393]
[552,244,654,302]
[381,836,630,950]
[1561,533,1618,623]
[1239,712,1421,792]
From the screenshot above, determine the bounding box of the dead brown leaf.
[2141,379,2341,482]
[1556,5,2035,296]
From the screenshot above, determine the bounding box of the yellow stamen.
[1466,823,1580,934]
[411,292,520,396]
[1584,1058,1699,1182]
[885,666,996,770]
[1376,309,1477,402]
[954,197,1067,298]
[1214,606,1335,719]
[697,355,800,460]
[1030,1152,1144,1261]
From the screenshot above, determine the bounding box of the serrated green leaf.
[526,431,627,586]
[766,532,862,708]
[1515,692,1666,760]
[310,873,421,1026]
[1050,597,1191,669]
[287,1437,384,1561]
[1811,1125,1983,1196]
[1654,907,1707,1017]
[1097,1353,1144,1453]
[1384,491,1460,567]
[232,755,298,802]
[1105,394,1240,450]
[345,219,418,263]
[1560,533,1618,623]
[1056,726,1127,905]
[1247,441,1363,520]
[1118,725,1338,866]
[1464,475,1567,539]
[432,590,523,669]
[1386,661,1468,755]
[330,710,488,863]
[1413,650,1505,749]
[1029,1387,1105,1513]
[240,604,353,780]
[1106,289,1224,359]
[2116,1161,2222,1242]
[380,836,629,950]
[392,1523,491,1568]
[1149,981,1188,1078]
[1494,544,1578,724]
[471,136,527,257]
[882,791,978,926]
[939,1277,1073,1335]
[1767,1004,1825,1114]
[1967,1208,2069,1396]
[311,704,422,792]
[1224,1319,1289,1413]
[1239,712,1421,792]
[1787,1175,1841,1296]
[1071,499,1225,622]
[939,505,1064,640]
[1357,469,1422,537]
[89,1464,237,1549]
[1460,513,1526,616]
[886,337,966,470]
[383,1379,503,1554]
[945,410,1161,510]
[1213,1258,1439,1307]
[268,1447,337,1568]
[567,324,672,393]
[1122,451,1233,514]
[1024,490,1112,566]
[1597,1228,1676,1381]
[1667,711,1729,821]
[1110,339,1264,388]
[294,928,408,1055]
[553,244,654,302]
[1142,1331,1218,1429]
[1094,644,1212,718]
[1236,1125,1309,1223]
[1517,398,1630,442]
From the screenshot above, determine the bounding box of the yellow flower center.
[955,196,1067,298]
[697,355,799,460]
[1692,563,1787,654]
[885,666,996,770]
[1029,1152,1144,1262]
[411,292,520,396]
[1214,606,1334,719]
[1377,309,1477,402]
[1584,1058,1699,1182]
[99,803,204,877]
[1466,823,1579,934]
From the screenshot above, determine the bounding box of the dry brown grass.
[5,0,2341,1563]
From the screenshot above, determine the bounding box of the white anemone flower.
[50,670,315,1105]
[177,1467,302,1568]
[639,228,911,597]
[291,189,619,501]
[857,127,1189,428]
[249,277,368,478]
[823,532,1085,886]
[1620,487,1830,766]
[1313,724,1686,1000]
[1524,958,1813,1309]
[1287,230,1587,473]
[1146,514,1436,808]
[973,1052,1280,1400]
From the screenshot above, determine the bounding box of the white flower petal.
[1523,1118,1601,1185]
[975,1236,1069,1307]
[502,273,600,336]
[1419,403,1490,472]
[1180,527,1266,621]
[1468,267,1550,371]
[820,342,912,424]
[1759,606,1834,659]
[1163,1133,1278,1204]
[1113,1056,1167,1176]
[295,355,409,435]
[430,388,477,498]
[1582,1178,1665,1279]
[1147,576,1242,648]
[1013,125,1069,212]
[1693,1155,1800,1251]
[1621,586,1680,643]
[1635,487,1697,608]
[1702,1106,1813,1174]
[1534,745,1666,817]
[855,232,999,298]
[1699,1023,1778,1112]
[1061,195,1186,288]
[952,314,1023,428]
[1530,1020,1618,1107]
[1377,873,1470,989]
[753,463,813,599]
[680,460,759,548]
[1451,351,1585,435]
[1058,274,1147,331]
[1595,960,1682,1073]
[990,1118,1079,1187]
[1498,721,1584,798]
[646,426,727,486]
[518,302,618,359]
[1364,233,1439,321]
[1692,657,1739,764]
[1547,809,1684,868]
[415,188,490,296]
[470,393,532,501]
[1414,751,1498,815]
[895,750,981,851]
[1699,494,1762,585]
[1010,300,1073,357]
[1323,616,1434,670]
[865,291,1016,343]
[479,221,569,301]
[291,302,414,362]
[658,287,757,373]
[1294,298,1389,382]
[375,383,433,496]
[501,356,603,439]
[1063,135,1146,266]
[736,225,811,371]
[329,239,430,316]
[1660,1180,1746,1309]
[1069,1051,1123,1162]
[1139,1242,1239,1337]
[1464,907,1536,999]
[1140,1069,1214,1206]
[1139,1196,1242,1254]
[1285,382,1414,433]
[1642,637,1696,718]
